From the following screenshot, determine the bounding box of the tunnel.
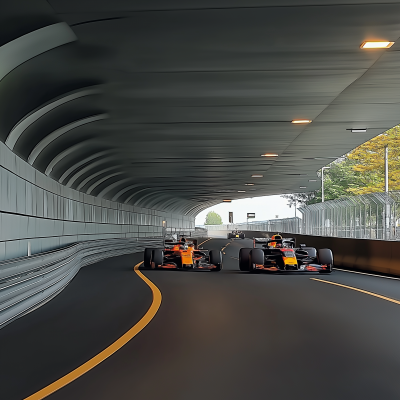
[1,1,400,399]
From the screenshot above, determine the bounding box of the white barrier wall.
[0,142,194,261]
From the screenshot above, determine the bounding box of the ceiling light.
[238,190,246,193]
[251,174,263,178]
[223,199,232,202]
[360,41,394,49]
[245,183,254,186]
[299,186,307,189]
[309,179,317,182]
[292,119,312,124]
[350,128,367,133]
[261,153,278,157]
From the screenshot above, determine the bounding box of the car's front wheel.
[239,248,252,271]
[143,248,152,269]
[318,248,333,273]
[210,250,223,271]
[152,249,164,269]
[249,249,264,273]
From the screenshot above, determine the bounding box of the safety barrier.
[0,237,163,329]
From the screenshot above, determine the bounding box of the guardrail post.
[27,241,31,257]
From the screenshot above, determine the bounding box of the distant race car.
[239,234,333,273]
[228,230,245,239]
[143,237,222,271]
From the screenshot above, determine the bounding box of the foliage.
[347,125,400,194]
[282,192,316,207]
[282,125,400,206]
[204,211,223,225]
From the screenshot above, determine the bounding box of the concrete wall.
[0,142,194,261]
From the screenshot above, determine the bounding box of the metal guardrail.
[198,218,301,234]
[0,237,163,329]
[166,227,208,238]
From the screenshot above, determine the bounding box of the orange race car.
[143,238,222,271]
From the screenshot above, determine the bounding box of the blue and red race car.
[239,234,333,273]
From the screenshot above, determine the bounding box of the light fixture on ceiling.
[223,199,232,202]
[261,153,278,157]
[245,183,254,186]
[299,186,307,189]
[238,190,246,193]
[292,119,312,124]
[251,174,263,178]
[309,179,317,182]
[349,128,367,133]
[360,41,394,49]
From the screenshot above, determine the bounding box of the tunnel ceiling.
[2,0,400,215]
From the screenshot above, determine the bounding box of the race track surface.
[2,238,400,399]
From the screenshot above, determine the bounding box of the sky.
[195,195,299,225]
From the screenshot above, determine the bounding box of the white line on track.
[333,267,400,281]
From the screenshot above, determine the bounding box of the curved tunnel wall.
[0,141,194,261]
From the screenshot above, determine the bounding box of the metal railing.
[299,191,400,240]
[0,237,163,329]
[165,227,208,238]
[198,218,301,234]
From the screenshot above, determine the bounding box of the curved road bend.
[2,238,400,399]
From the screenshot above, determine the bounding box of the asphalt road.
[2,238,400,399]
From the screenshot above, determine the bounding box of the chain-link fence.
[199,191,400,241]
[299,191,400,240]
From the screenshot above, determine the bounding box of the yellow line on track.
[221,242,231,252]
[311,278,400,306]
[24,261,162,400]
[198,238,212,246]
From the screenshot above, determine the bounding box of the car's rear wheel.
[143,248,152,269]
[152,249,164,269]
[240,233,245,239]
[318,248,333,273]
[227,233,232,239]
[239,248,252,271]
[210,250,223,271]
[249,249,264,272]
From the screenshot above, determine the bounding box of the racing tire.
[227,233,233,239]
[317,248,333,273]
[303,247,317,260]
[143,248,152,269]
[210,250,223,271]
[152,249,164,269]
[239,233,245,239]
[239,248,252,271]
[249,249,264,273]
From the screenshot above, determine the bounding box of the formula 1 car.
[143,238,223,271]
[228,230,245,239]
[239,234,332,273]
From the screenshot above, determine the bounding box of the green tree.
[347,125,400,194]
[204,211,223,225]
[282,125,400,206]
